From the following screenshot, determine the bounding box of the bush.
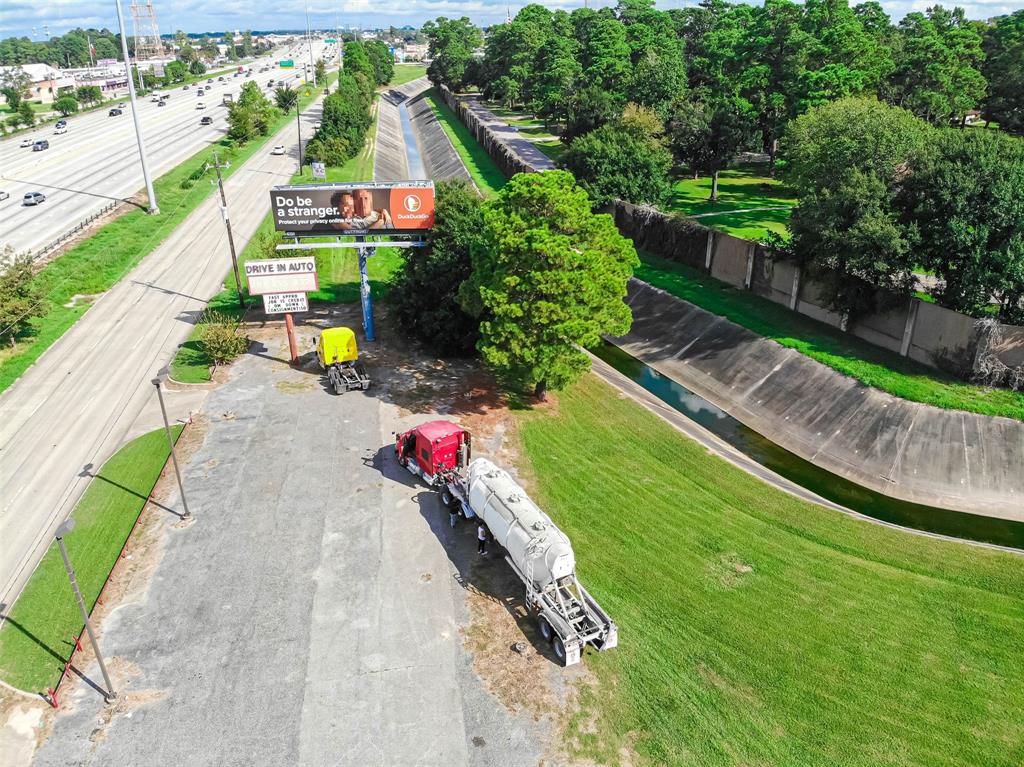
[197,310,249,365]
[189,59,207,76]
[0,247,44,348]
[305,135,350,165]
[53,96,79,116]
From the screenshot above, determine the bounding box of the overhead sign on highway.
[244,256,319,295]
[263,291,309,315]
[269,181,435,237]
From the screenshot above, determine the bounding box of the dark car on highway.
[32,139,49,151]
[109,108,122,116]
[200,116,213,125]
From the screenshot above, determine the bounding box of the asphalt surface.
[31,334,544,766]
[0,44,324,256]
[0,88,328,614]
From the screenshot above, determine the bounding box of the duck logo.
[403,194,422,213]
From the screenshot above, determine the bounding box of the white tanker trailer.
[395,420,618,666]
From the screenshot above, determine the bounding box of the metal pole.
[305,1,316,86]
[209,153,245,309]
[152,379,191,519]
[56,522,116,702]
[357,239,375,342]
[114,0,159,214]
[296,100,303,168]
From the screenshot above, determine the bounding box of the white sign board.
[311,161,326,180]
[244,256,319,295]
[263,291,309,315]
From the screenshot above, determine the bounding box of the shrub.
[198,310,249,365]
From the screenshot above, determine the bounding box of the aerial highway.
[0,41,326,257]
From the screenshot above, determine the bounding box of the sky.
[0,0,1021,42]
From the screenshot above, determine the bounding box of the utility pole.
[55,520,117,703]
[151,378,192,519]
[114,0,159,214]
[305,0,317,86]
[296,100,303,169]
[207,152,244,309]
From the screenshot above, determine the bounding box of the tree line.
[424,2,1024,325]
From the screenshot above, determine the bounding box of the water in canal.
[593,342,1024,550]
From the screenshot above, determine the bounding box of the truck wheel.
[552,636,566,664]
[538,616,554,643]
[440,488,453,508]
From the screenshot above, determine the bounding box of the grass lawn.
[637,252,1024,420]
[390,63,428,86]
[517,374,1024,767]
[535,139,566,164]
[423,88,506,196]
[0,426,182,693]
[666,164,796,241]
[0,74,337,395]
[172,95,401,383]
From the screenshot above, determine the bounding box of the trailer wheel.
[537,616,554,643]
[440,488,453,508]
[552,636,566,664]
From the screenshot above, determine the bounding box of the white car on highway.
[196,102,206,110]
[54,125,67,134]
[19,137,33,148]
[271,145,286,155]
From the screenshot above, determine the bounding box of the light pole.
[305,0,317,87]
[296,98,303,169]
[114,0,159,214]
[152,378,191,519]
[206,152,244,309]
[55,520,117,702]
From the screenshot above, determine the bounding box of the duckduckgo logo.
[403,194,422,213]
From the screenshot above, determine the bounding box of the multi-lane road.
[0,42,326,256]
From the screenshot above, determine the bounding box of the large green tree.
[667,96,758,200]
[982,10,1024,133]
[423,17,482,90]
[0,249,43,348]
[460,171,639,399]
[783,97,933,319]
[899,129,1024,323]
[391,180,484,355]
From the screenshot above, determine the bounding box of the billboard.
[269,181,435,237]
[244,256,319,295]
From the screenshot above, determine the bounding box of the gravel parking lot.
[31,310,551,767]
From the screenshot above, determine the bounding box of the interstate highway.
[0,43,325,256]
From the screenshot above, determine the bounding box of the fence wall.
[440,88,1023,382]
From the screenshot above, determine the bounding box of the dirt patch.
[62,294,103,309]
[0,687,52,766]
[709,551,754,589]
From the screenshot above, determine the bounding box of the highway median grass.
[0,426,181,693]
[636,252,1024,420]
[0,74,336,395]
[423,88,506,196]
[517,373,1024,767]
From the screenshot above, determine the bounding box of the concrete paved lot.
[32,317,545,766]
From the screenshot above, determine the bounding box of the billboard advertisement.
[269,181,435,237]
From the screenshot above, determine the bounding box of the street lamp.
[152,378,192,519]
[55,520,117,702]
[114,0,160,214]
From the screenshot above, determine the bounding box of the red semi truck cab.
[395,420,471,485]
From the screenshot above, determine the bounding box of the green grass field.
[390,63,428,86]
[172,95,402,383]
[666,164,796,241]
[0,75,337,395]
[518,374,1024,767]
[0,427,182,693]
[423,89,506,196]
[637,252,1024,420]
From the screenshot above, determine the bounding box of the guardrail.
[33,200,121,262]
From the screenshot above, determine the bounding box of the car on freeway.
[23,191,46,206]
[313,121,321,130]
[200,116,213,125]
[55,119,67,128]
[19,137,33,148]
[183,84,190,90]
[117,102,127,108]
[0,190,9,202]
[196,102,206,110]
[54,125,67,134]
[218,75,225,81]
[271,145,286,155]
[150,95,160,102]
[157,100,166,107]
[109,108,123,116]
[33,139,49,151]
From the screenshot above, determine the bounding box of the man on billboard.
[328,188,393,231]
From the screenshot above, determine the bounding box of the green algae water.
[593,341,1024,550]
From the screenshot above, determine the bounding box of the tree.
[423,17,482,90]
[562,84,621,143]
[889,6,986,125]
[189,59,206,76]
[391,180,485,355]
[164,60,186,83]
[224,32,238,61]
[0,247,43,348]
[563,105,673,208]
[0,68,30,110]
[241,30,254,58]
[314,58,326,83]
[983,10,1024,133]
[75,85,102,106]
[226,82,277,143]
[274,85,298,112]
[366,40,395,86]
[667,96,757,200]
[783,97,933,319]
[198,310,249,366]
[53,96,79,116]
[899,129,1024,323]
[460,171,639,399]
[16,100,34,127]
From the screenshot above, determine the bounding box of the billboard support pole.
[357,237,375,342]
[285,313,299,364]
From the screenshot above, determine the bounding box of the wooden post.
[285,313,299,364]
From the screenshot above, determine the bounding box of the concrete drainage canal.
[593,341,1024,551]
